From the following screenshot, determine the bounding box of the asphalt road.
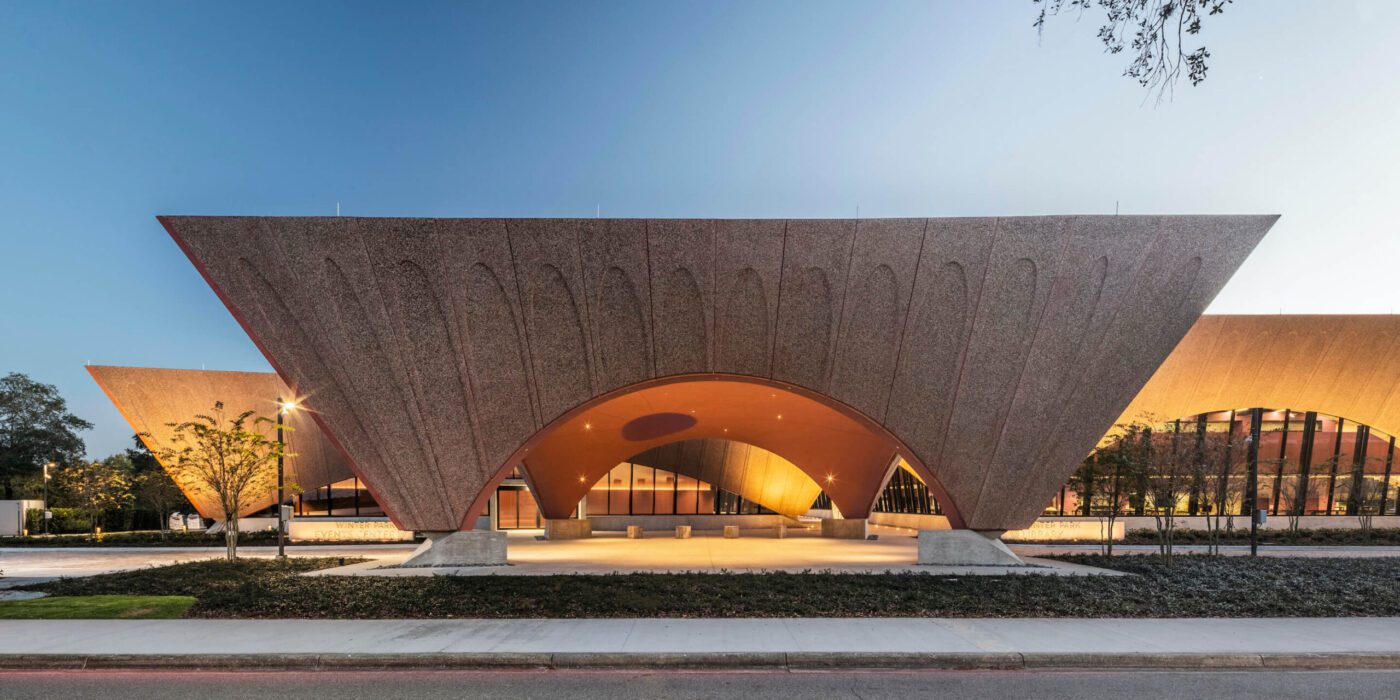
[3,669,1398,699]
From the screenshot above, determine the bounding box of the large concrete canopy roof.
[162,215,1275,531]
[1122,314,1400,436]
[87,365,356,519]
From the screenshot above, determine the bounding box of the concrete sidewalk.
[1,618,1397,670]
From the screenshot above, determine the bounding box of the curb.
[2,651,1398,671]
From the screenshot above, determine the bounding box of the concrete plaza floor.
[310,526,1114,577]
[5,526,1400,585]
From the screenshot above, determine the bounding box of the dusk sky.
[3,1,1398,459]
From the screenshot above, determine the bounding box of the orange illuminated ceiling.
[468,374,962,527]
[624,439,824,519]
[1120,315,1400,437]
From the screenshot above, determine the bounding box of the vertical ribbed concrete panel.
[648,220,716,376]
[580,219,654,393]
[714,220,785,377]
[772,219,856,391]
[508,220,597,423]
[86,366,354,519]
[165,215,1275,532]
[885,218,996,470]
[829,218,924,420]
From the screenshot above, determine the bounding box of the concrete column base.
[675,525,691,539]
[774,522,787,539]
[917,529,1024,566]
[820,518,868,539]
[401,530,506,567]
[723,525,740,538]
[626,525,643,539]
[545,518,592,540]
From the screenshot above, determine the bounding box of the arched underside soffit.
[460,374,965,528]
[623,438,824,519]
[1119,315,1400,442]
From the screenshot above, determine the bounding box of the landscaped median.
[6,555,1400,619]
[0,595,194,619]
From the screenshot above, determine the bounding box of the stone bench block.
[545,518,592,540]
[820,518,868,539]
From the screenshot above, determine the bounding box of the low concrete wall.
[868,512,952,531]
[872,512,1400,541]
[288,517,414,542]
[588,514,798,532]
[1108,515,1400,532]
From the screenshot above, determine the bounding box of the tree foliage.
[0,372,91,499]
[1034,0,1235,101]
[146,402,287,560]
[54,459,130,535]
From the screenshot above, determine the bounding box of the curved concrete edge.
[3,651,1398,671]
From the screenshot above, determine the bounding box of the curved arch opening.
[461,374,965,531]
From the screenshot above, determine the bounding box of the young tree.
[1142,423,1192,566]
[1344,470,1385,538]
[1275,470,1306,535]
[54,460,130,536]
[148,402,287,560]
[1085,422,1150,556]
[133,470,189,539]
[1197,429,1246,555]
[0,373,91,499]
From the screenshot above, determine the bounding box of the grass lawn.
[17,555,1400,619]
[0,595,195,619]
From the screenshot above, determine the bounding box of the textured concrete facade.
[1122,314,1400,436]
[163,215,1275,532]
[87,365,355,519]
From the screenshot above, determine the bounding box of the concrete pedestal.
[401,530,507,567]
[626,525,644,539]
[675,525,691,539]
[917,530,1024,566]
[723,525,740,538]
[545,519,592,540]
[820,518,868,539]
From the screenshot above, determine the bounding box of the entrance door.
[496,486,542,529]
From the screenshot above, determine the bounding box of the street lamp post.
[276,398,291,559]
[42,462,53,535]
[1246,407,1263,557]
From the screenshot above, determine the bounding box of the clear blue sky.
[3,1,1398,459]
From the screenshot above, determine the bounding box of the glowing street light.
[276,397,299,559]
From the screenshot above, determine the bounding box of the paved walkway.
[0,618,1396,670]
[0,544,413,588]
[309,529,1115,577]
[6,530,1400,585]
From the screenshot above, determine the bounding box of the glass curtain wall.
[1051,408,1399,517]
[585,462,774,516]
[870,409,1400,519]
[293,477,383,517]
